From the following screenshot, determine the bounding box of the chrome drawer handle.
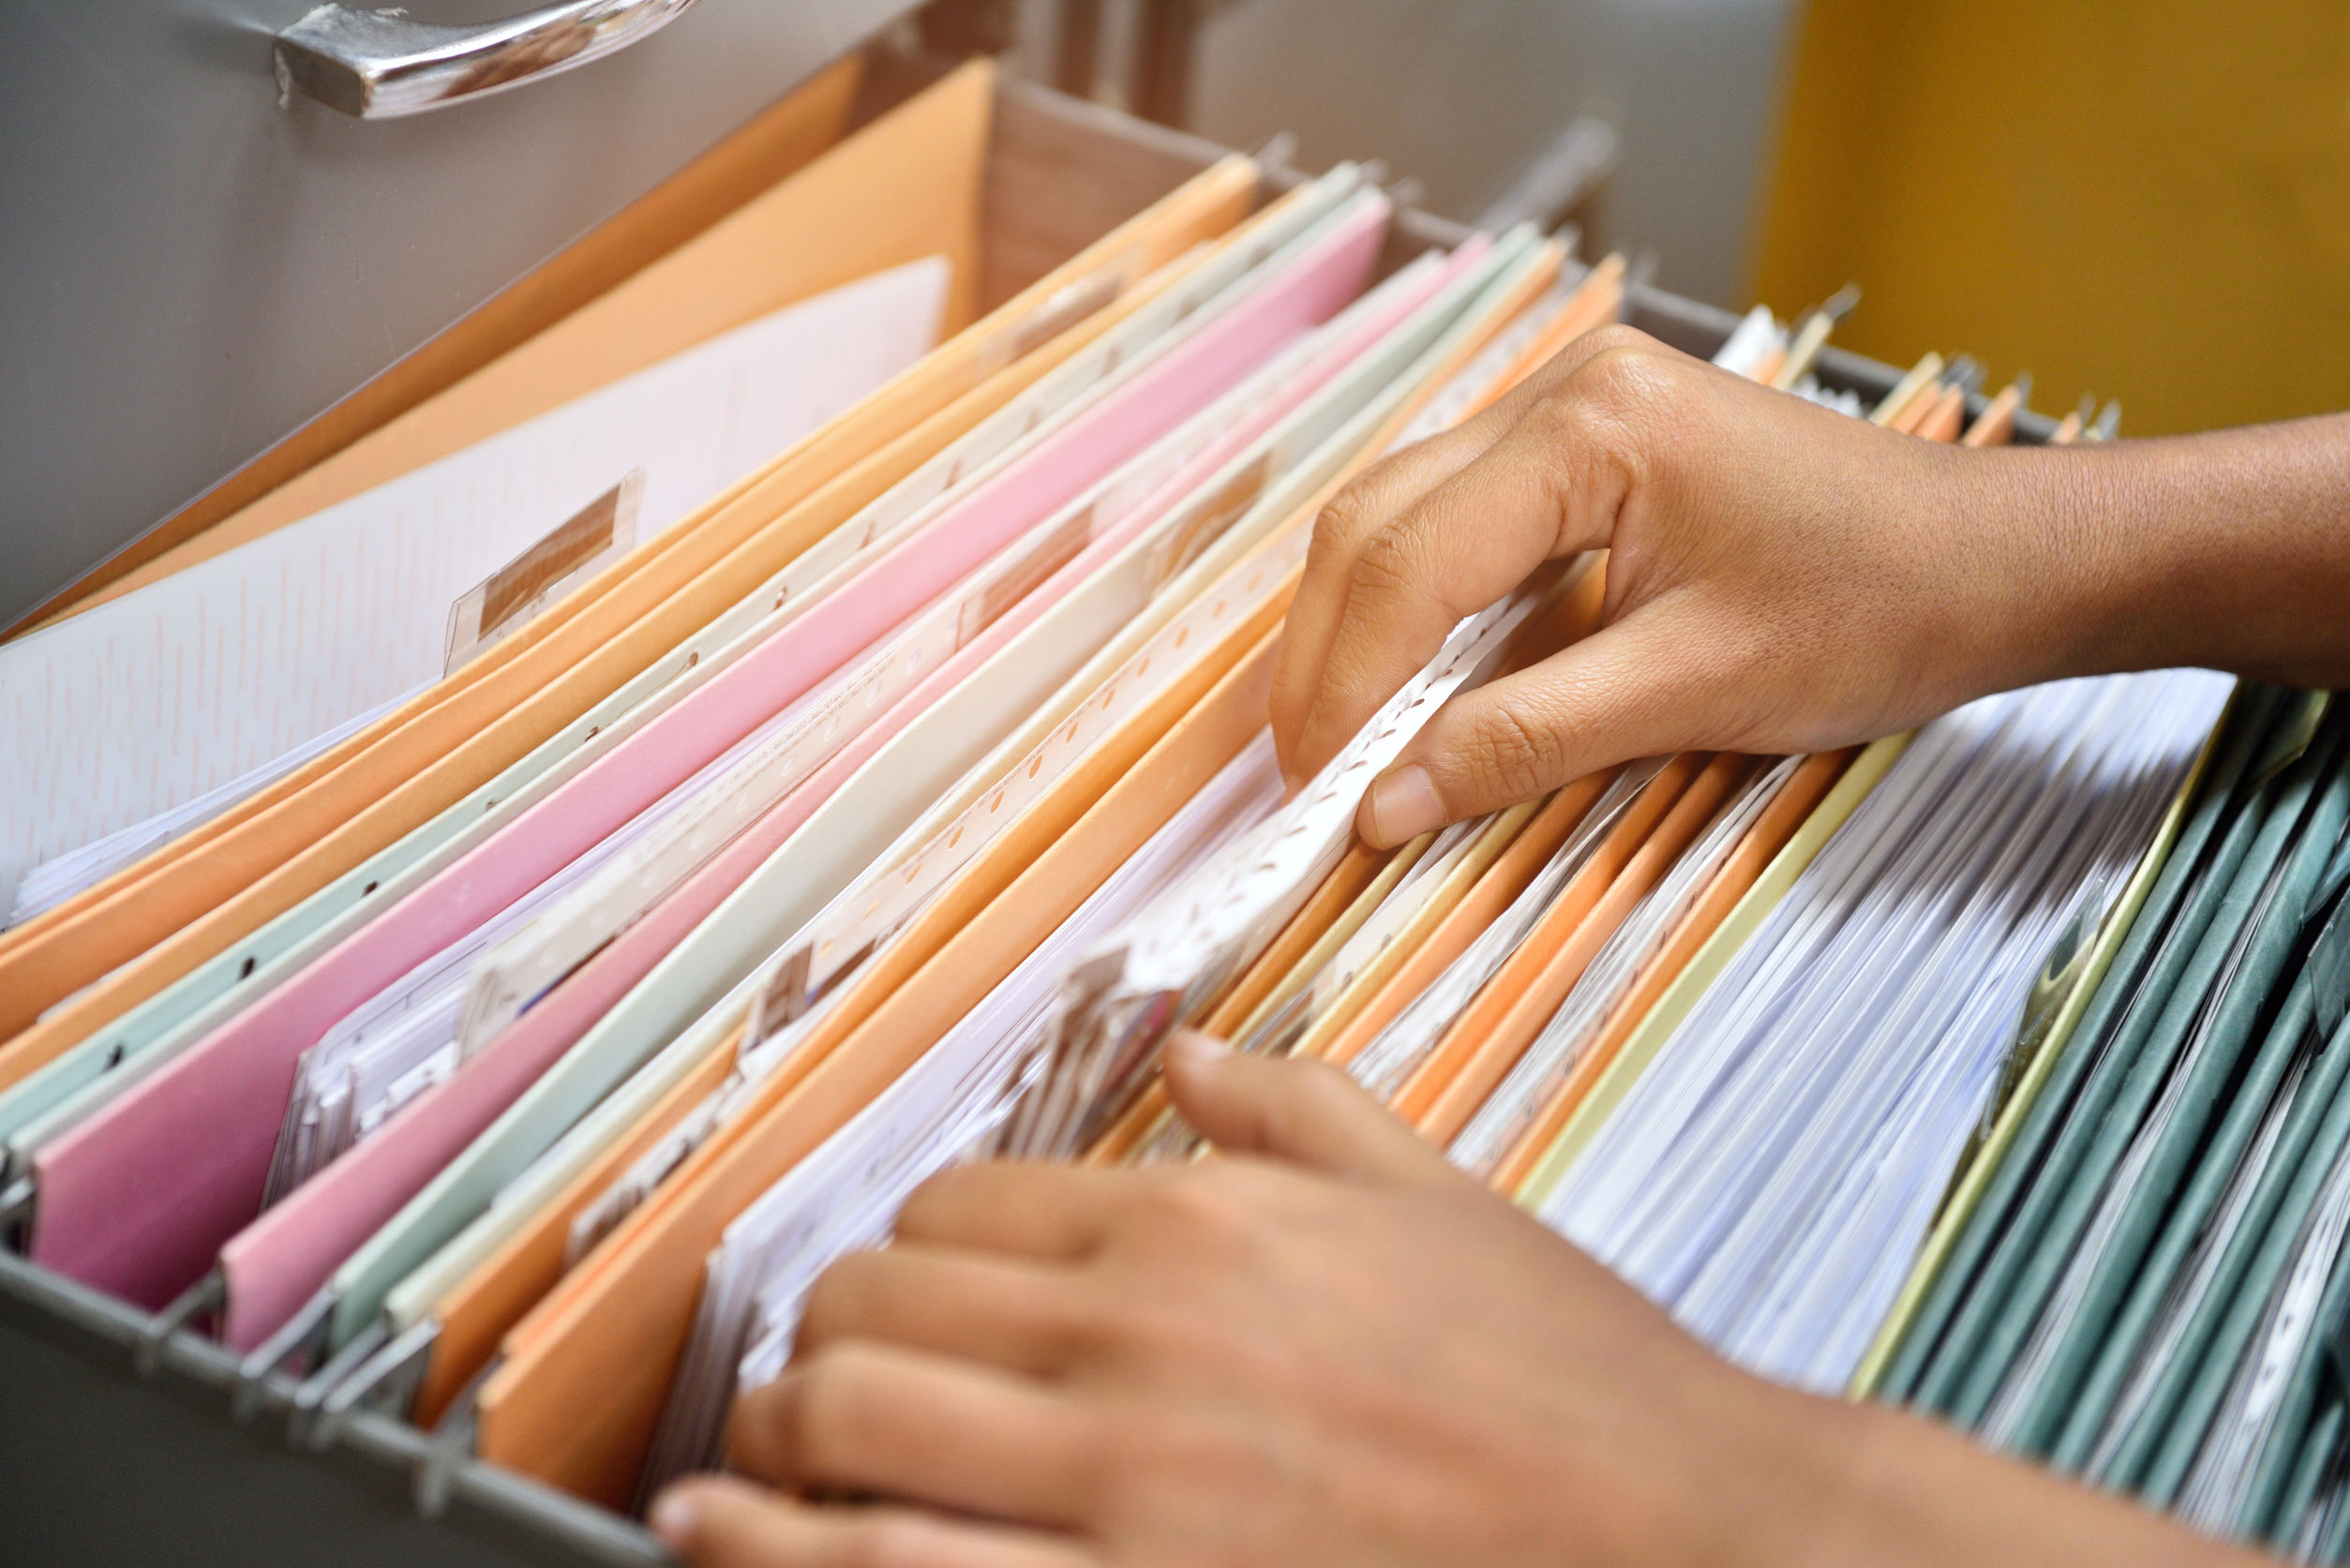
[274,0,703,118]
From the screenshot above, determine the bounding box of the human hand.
[650,1036,2269,1568]
[1269,325,2093,848]
[648,1033,1856,1568]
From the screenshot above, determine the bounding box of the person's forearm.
[1797,1396,2268,1568]
[1969,413,2350,694]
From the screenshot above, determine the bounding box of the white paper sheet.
[4,684,423,929]
[0,259,950,904]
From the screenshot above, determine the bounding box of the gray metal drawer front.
[0,0,916,627]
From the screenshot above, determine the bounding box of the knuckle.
[1545,337,1682,444]
[1040,1285,1125,1365]
[1086,1291,1227,1391]
[1573,321,1652,361]
[1459,697,1567,801]
[726,1379,792,1476]
[1602,353,1689,427]
[885,1194,945,1248]
[1130,1164,1253,1253]
[1070,1401,1149,1497]
[1348,527,1423,608]
[1130,1410,1257,1502]
[1310,485,1378,557]
[1173,1156,1259,1216]
[1313,436,1457,555]
[1029,1405,1158,1524]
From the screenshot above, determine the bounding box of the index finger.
[1269,323,1647,784]
[1283,349,1657,785]
[1268,408,1514,781]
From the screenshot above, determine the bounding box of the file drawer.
[0,44,2057,1568]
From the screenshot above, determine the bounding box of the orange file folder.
[1379,753,1701,1118]
[1316,774,1609,1069]
[411,1038,738,1427]
[1487,745,1855,1192]
[1911,383,1968,443]
[1398,750,1751,1144]
[1203,840,1392,1039]
[1961,383,2024,448]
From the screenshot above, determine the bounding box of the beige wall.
[1753,0,2350,435]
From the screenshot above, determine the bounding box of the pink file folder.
[30,199,1390,1314]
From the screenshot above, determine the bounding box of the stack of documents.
[1535,671,2232,1392]
[2,52,2328,1559]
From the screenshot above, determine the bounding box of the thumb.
[1355,607,1733,848]
[1162,1032,1467,1193]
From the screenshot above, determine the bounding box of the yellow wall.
[1752,0,2350,435]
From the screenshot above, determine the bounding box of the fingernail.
[649,1486,701,1549]
[1364,765,1443,847]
